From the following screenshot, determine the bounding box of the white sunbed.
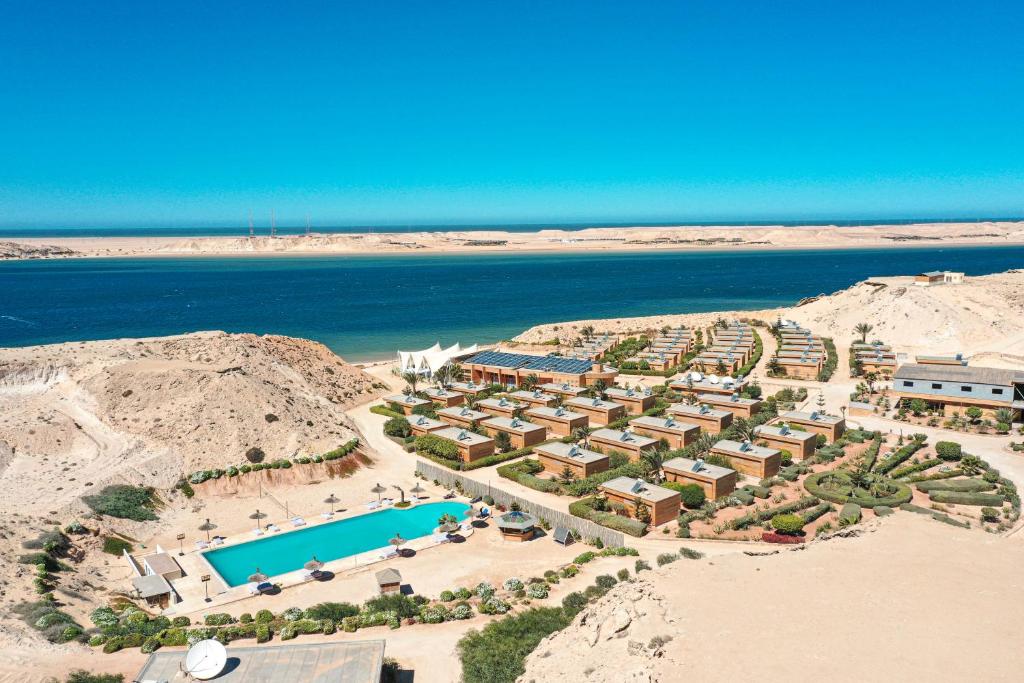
[433,533,450,544]
[267,524,281,533]
[194,540,209,550]
[320,511,334,520]
[211,537,225,546]
[246,582,260,595]
[378,547,398,560]
[291,517,306,527]
[410,495,421,504]
[366,501,380,511]
[252,528,264,536]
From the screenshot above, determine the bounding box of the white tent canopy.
[397,342,478,377]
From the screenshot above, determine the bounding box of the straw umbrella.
[249,509,267,531]
[389,533,406,555]
[409,483,425,500]
[199,518,217,543]
[371,483,387,503]
[248,568,269,584]
[437,513,459,536]
[304,556,324,576]
[324,494,339,515]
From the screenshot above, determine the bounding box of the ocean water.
[1,217,1019,238]
[203,501,471,586]
[1,246,1022,361]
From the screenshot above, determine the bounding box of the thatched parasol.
[248,568,269,583]
[304,556,324,572]
[198,518,217,542]
[389,533,406,550]
[410,483,425,496]
[249,509,267,530]
[371,483,387,502]
[324,494,339,515]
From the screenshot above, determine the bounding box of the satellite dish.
[184,639,227,680]
[709,374,720,384]
[690,371,703,382]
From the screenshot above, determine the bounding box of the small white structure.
[396,342,479,378]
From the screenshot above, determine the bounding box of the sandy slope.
[5,221,1024,258]
[515,270,1024,364]
[521,515,1024,683]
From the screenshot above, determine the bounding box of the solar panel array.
[464,350,594,375]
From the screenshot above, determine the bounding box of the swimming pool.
[202,501,471,587]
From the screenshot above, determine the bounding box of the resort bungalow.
[422,387,465,408]
[384,394,433,415]
[775,356,822,380]
[565,396,627,426]
[892,364,1024,420]
[915,354,968,367]
[753,423,817,460]
[629,415,700,449]
[696,392,762,419]
[127,550,183,609]
[476,396,526,419]
[408,414,449,437]
[669,375,745,397]
[710,439,782,479]
[432,427,495,463]
[588,428,659,460]
[598,477,680,526]
[462,350,617,388]
[538,381,589,398]
[509,389,559,408]
[913,271,964,287]
[534,442,609,478]
[629,353,674,371]
[693,352,741,373]
[781,340,825,352]
[448,380,488,398]
[480,416,548,449]
[437,405,490,429]
[857,352,897,375]
[777,349,825,363]
[662,457,737,499]
[667,402,733,433]
[526,405,589,436]
[604,387,656,415]
[779,410,846,442]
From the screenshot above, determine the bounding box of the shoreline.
[3,220,1024,260]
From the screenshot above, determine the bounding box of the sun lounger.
[320,511,333,520]
[267,524,281,533]
[211,537,225,546]
[433,533,450,544]
[256,581,274,594]
[378,547,398,560]
[410,495,420,504]
[479,507,490,518]
[194,540,209,550]
[252,528,264,536]
[247,582,260,595]
[366,501,380,511]
[291,517,306,527]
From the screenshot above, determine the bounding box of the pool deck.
[166,495,475,615]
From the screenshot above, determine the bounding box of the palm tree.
[691,432,717,457]
[581,325,595,340]
[641,450,666,483]
[401,371,419,395]
[732,418,758,444]
[522,373,539,390]
[854,323,874,343]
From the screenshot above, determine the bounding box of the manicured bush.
[568,497,649,537]
[929,491,1005,506]
[742,485,770,499]
[769,513,805,535]
[916,479,995,494]
[935,441,963,462]
[762,532,805,544]
[874,441,925,475]
[677,483,706,509]
[255,609,275,623]
[873,505,894,516]
[839,503,861,525]
[203,612,234,626]
[932,512,970,529]
[371,404,404,419]
[801,502,832,524]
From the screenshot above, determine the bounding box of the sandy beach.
[4,220,1024,259]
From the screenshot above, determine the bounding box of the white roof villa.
[397,342,479,376]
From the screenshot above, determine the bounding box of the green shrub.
[742,484,770,499]
[916,479,995,494]
[371,405,404,419]
[929,491,1005,506]
[873,505,894,516]
[255,609,275,623]
[65,672,125,683]
[458,607,572,683]
[594,574,617,589]
[562,591,588,616]
[101,537,133,555]
[568,497,649,537]
[656,552,678,566]
[839,503,861,525]
[573,551,596,564]
[171,616,191,627]
[303,602,359,622]
[677,483,706,509]
[384,416,411,438]
[203,612,234,626]
[935,441,963,461]
[770,513,805,535]
[874,441,925,475]
[82,485,157,521]
[801,502,832,524]
[931,512,970,529]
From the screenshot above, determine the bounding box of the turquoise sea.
[203,501,471,586]
[1,246,1022,361]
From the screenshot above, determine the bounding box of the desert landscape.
[3,221,1024,260]
[1,270,1022,682]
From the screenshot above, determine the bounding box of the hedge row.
[568,497,649,537]
[906,468,964,483]
[730,496,819,530]
[802,471,913,508]
[889,458,941,480]
[800,502,833,524]
[186,439,360,486]
[861,433,883,471]
[929,491,1005,507]
[496,459,562,494]
[916,479,994,494]
[370,405,405,419]
[873,440,926,475]
[839,503,861,525]
[562,461,648,497]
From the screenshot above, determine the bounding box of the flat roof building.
[437,405,491,429]
[589,428,659,460]
[538,381,589,398]
[663,456,737,499]
[432,427,495,463]
[666,402,733,433]
[753,424,817,461]
[696,392,763,418]
[384,394,432,415]
[669,375,745,397]
[422,387,465,407]
[509,389,559,407]
[480,416,548,449]
[604,387,656,415]
[893,364,1024,420]
[710,439,782,479]
[564,396,627,426]
[534,442,609,479]
[774,356,822,379]
[448,380,488,397]
[629,415,700,449]
[778,410,846,442]
[408,414,449,437]
[462,350,617,388]
[598,477,680,526]
[476,396,526,419]
[915,354,967,367]
[526,405,589,436]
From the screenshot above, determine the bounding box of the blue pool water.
[203,501,471,587]
[1,246,1022,360]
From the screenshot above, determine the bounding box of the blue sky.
[1,1,1023,227]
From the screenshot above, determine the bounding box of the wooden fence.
[414,461,626,548]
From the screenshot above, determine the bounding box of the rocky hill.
[0,240,78,259]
